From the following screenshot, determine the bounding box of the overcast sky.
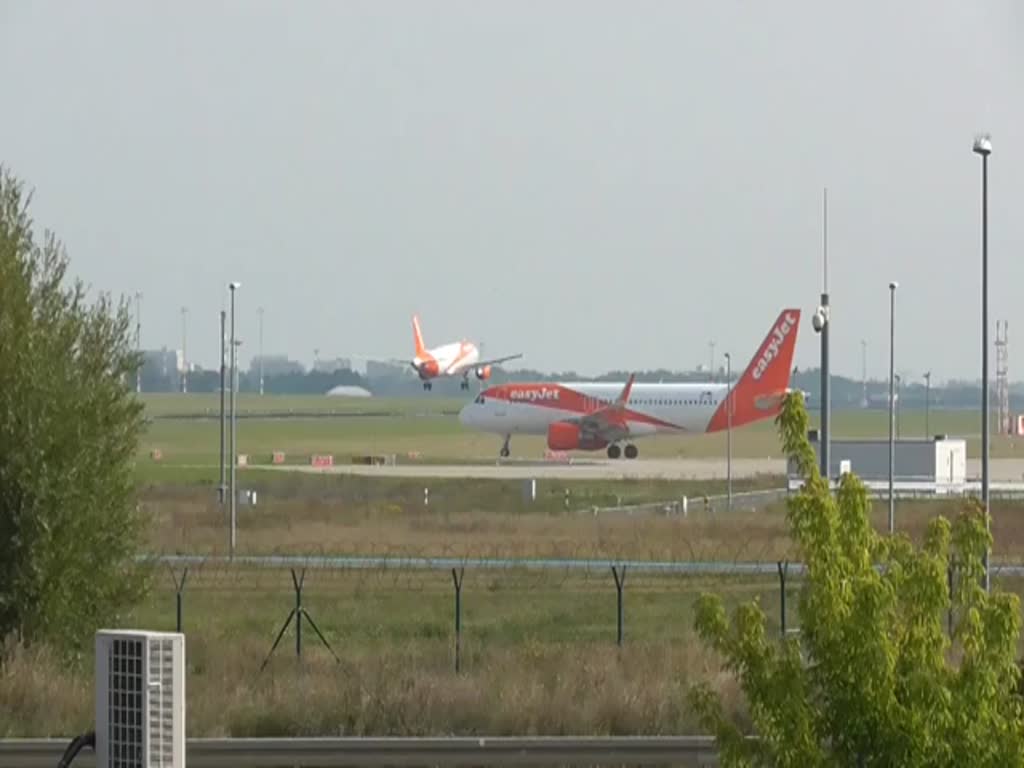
[1,1,1021,382]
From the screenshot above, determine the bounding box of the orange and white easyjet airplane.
[458,308,800,458]
[411,315,523,391]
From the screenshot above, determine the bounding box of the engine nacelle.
[475,365,492,381]
[414,359,439,380]
[547,422,607,451]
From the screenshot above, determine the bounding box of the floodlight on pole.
[819,187,831,484]
[973,133,992,592]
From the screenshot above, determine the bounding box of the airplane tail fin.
[707,309,801,432]
[412,315,427,357]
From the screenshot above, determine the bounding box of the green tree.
[690,391,1024,766]
[0,167,148,658]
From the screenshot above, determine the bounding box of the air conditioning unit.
[95,630,185,768]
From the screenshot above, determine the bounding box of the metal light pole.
[974,133,992,591]
[709,341,716,382]
[895,375,902,440]
[818,188,831,482]
[229,282,241,557]
[888,281,898,534]
[923,371,931,438]
[181,306,188,394]
[135,291,142,394]
[218,310,227,505]
[725,352,732,511]
[861,339,868,408]
[258,306,265,396]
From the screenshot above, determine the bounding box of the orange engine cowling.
[547,422,607,451]
[475,365,492,381]
[416,359,439,379]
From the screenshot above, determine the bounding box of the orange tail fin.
[412,315,427,357]
[707,309,801,432]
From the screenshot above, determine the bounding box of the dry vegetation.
[10,480,1024,738]
[3,635,744,738]
[144,486,1024,564]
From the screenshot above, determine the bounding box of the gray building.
[789,433,967,488]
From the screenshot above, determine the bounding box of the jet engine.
[475,365,492,381]
[414,359,439,380]
[547,422,607,451]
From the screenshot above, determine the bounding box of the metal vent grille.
[147,636,176,768]
[108,637,144,768]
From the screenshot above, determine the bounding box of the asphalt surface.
[267,457,1024,482]
[275,457,786,480]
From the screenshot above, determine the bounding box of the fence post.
[168,569,189,634]
[293,568,305,658]
[170,568,188,633]
[612,565,626,647]
[777,560,788,637]
[452,567,465,673]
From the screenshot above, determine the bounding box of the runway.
[275,457,786,480]
[267,457,1024,482]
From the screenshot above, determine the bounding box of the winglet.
[412,315,427,357]
[614,373,636,408]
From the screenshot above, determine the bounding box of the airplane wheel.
[607,444,621,459]
[461,380,469,391]
[500,446,510,458]
[423,381,432,391]
[624,444,638,459]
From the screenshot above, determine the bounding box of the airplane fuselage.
[414,341,481,380]
[459,381,732,436]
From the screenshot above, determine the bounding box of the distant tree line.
[137,354,1022,412]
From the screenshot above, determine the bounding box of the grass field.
[10,395,1024,738]
[136,394,1024,467]
[12,492,1024,738]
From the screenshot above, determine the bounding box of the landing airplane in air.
[458,308,801,457]
[410,315,522,391]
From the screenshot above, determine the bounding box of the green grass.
[4,568,774,737]
[135,402,1024,469]
[140,393,462,418]
[10,396,1020,737]
[12,480,1024,737]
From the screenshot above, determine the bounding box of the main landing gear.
[607,443,638,460]
[422,381,433,391]
[499,435,511,458]
[460,377,470,391]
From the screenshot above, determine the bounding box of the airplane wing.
[474,353,524,368]
[560,374,636,442]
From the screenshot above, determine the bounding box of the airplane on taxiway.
[458,308,800,458]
